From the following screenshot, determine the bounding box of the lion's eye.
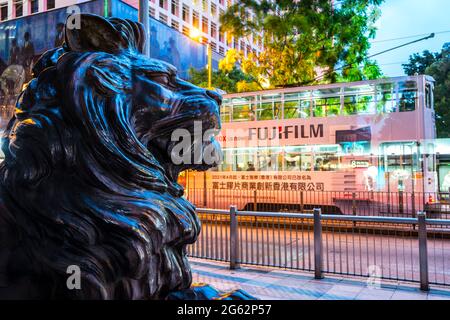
[151,74,171,86]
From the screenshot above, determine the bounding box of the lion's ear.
[65,14,129,53]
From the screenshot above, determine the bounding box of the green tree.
[220,0,384,88]
[402,50,440,76]
[425,43,450,137]
[188,49,260,93]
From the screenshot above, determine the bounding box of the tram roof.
[223,75,435,99]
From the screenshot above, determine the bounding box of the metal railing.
[185,189,450,219]
[188,207,450,290]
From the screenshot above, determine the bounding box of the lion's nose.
[206,89,222,105]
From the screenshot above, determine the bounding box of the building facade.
[0,0,262,60]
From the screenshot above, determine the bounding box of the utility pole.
[207,43,212,89]
[139,0,150,56]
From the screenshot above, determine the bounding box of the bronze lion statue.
[0,14,233,299]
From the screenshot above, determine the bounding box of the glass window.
[220,149,234,171]
[1,5,7,21]
[30,0,38,13]
[376,83,396,113]
[220,104,232,123]
[232,104,254,122]
[257,149,281,171]
[313,153,340,171]
[312,88,341,117]
[284,146,313,172]
[47,0,55,10]
[230,149,255,172]
[15,1,23,17]
[256,94,281,120]
[343,94,375,115]
[231,97,255,122]
[380,142,419,173]
[425,83,433,109]
[313,97,340,117]
[284,100,310,119]
[398,80,417,112]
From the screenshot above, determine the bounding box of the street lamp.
[189,27,214,206]
[189,27,213,90]
[138,0,150,56]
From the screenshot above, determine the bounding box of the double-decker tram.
[182,75,440,216]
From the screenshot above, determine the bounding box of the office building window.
[210,41,217,52]
[211,3,217,16]
[171,20,179,30]
[202,0,208,12]
[15,1,23,17]
[202,17,209,34]
[47,0,55,10]
[182,25,190,36]
[171,0,178,16]
[30,0,38,13]
[0,3,7,21]
[182,4,189,22]
[149,7,155,17]
[211,22,217,39]
[193,11,199,28]
[159,13,168,24]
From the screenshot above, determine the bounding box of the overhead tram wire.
[371,30,450,43]
[283,33,436,88]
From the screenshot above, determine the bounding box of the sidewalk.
[190,258,450,300]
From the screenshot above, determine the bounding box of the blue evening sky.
[369,0,450,76]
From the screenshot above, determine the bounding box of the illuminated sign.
[249,124,324,140]
[351,160,370,168]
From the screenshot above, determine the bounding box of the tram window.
[220,105,232,123]
[343,94,375,115]
[256,96,282,120]
[233,150,254,171]
[327,97,341,116]
[220,150,234,171]
[386,155,413,171]
[313,99,326,117]
[398,81,417,112]
[428,155,436,172]
[284,148,312,171]
[284,100,311,119]
[425,83,433,109]
[258,102,275,120]
[380,142,420,173]
[313,154,339,171]
[376,83,396,113]
[258,149,281,171]
[313,97,340,117]
[232,104,255,121]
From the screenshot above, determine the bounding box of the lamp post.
[189,27,213,89]
[138,0,150,56]
[189,27,214,206]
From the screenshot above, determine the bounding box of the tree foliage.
[402,50,441,76]
[403,43,450,137]
[219,0,384,88]
[189,49,260,93]
[427,44,449,138]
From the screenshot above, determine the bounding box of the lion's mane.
[0,14,210,299]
